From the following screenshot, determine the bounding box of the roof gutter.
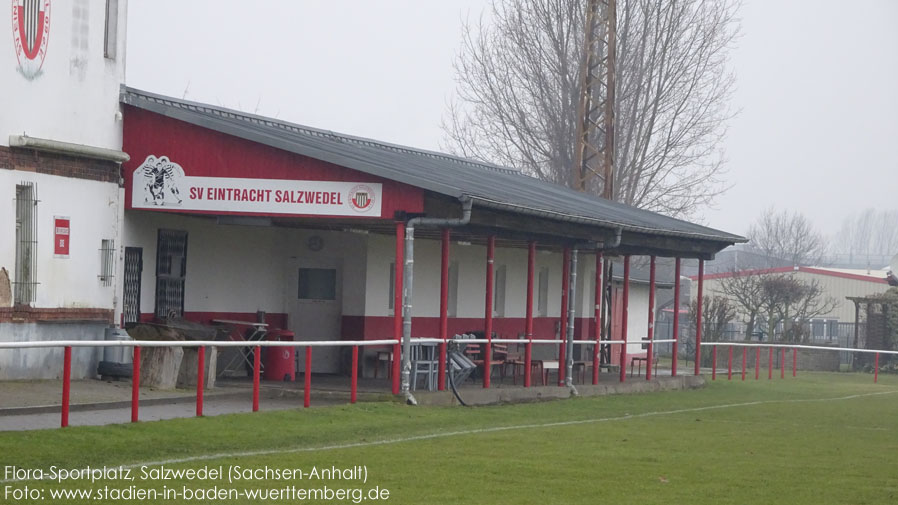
[400,196,473,405]
[9,135,130,163]
[468,196,743,243]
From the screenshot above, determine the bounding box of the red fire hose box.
[263,330,296,381]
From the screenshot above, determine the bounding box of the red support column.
[711,347,717,380]
[559,247,570,386]
[196,346,205,417]
[593,252,603,385]
[694,260,704,376]
[351,346,358,404]
[252,345,261,412]
[438,228,450,391]
[727,346,733,380]
[780,348,786,379]
[525,241,536,388]
[61,346,72,428]
[874,353,879,383]
[646,256,656,381]
[620,255,630,383]
[768,347,773,380]
[755,347,761,380]
[672,258,681,376]
[305,347,312,407]
[792,348,797,378]
[484,235,496,388]
[392,222,404,395]
[132,346,140,423]
[741,347,747,381]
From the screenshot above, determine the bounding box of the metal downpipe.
[565,248,579,396]
[401,197,473,404]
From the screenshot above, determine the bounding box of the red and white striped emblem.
[12,0,51,79]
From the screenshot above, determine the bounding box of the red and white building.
[2,1,744,385]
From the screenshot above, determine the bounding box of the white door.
[289,257,343,374]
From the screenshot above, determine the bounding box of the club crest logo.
[12,0,51,79]
[348,184,375,213]
[136,155,185,207]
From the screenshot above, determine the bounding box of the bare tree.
[715,270,764,339]
[719,271,838,343]
[832,209,898,265]
[746,208,827,267]
[688,294,737,366]
[443,0,740,218]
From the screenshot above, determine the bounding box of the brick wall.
[0,307,114,324]
[0,145,120,183]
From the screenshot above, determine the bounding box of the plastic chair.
[410,343,439,391]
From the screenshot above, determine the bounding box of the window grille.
[14,182,38,304]
[493,264,506,317]
[155,229,187,318]
[537,267,549,317]
[99,239,115,286]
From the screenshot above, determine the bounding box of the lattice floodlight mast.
[573,0,616,199]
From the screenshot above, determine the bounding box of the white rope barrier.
[700,342,898,356]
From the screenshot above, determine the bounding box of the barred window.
[99,239,115,286]
[537,267,549,317]
[14,183,38,304]
[493,264,506,317]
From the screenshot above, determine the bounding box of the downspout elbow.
[606,227,623,249]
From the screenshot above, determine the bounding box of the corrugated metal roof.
[121,87,745,245]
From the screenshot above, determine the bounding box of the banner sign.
[53,216,69,257]
[131,155,382,217]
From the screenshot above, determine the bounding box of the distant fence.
[654,321,870,369]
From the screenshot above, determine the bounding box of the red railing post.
[392,222,404,395]
[768,347,773,380]
[252,345,261,412]
[196,346,205,417]
[304,347,312,407]
[559,247,570,386]
[874,353,879,383]
[132,346,140,423]
[755,347,761,380]
[525,241,536,388]
[741,347,747,381]
[438,228,450,391]
[780,347,785,379]
[593,252,603,385]
[792,348,797,378]
[61,346,72,428]
[672,258,680,376]
[484,235,495,389]
[646,256,656,381]
[620,255,630,383]
[694,260,704,376]
[351,345,358,404]
[727,346,733,380]
[711,346,717,381]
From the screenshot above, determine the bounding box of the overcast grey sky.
[126,0,898,237]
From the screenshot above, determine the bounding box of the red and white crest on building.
[349,184,375,213]
[11,0,51,79]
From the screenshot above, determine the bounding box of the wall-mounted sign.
[131,155,382,217]
[12,0,51,80]
[53,216,69,257]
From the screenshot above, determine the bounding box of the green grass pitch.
[2,372,897,504]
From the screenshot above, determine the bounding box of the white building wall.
[0,0,128,150]
[701,271,890,323]
[0,171,120,309]
[123,212,369,319]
